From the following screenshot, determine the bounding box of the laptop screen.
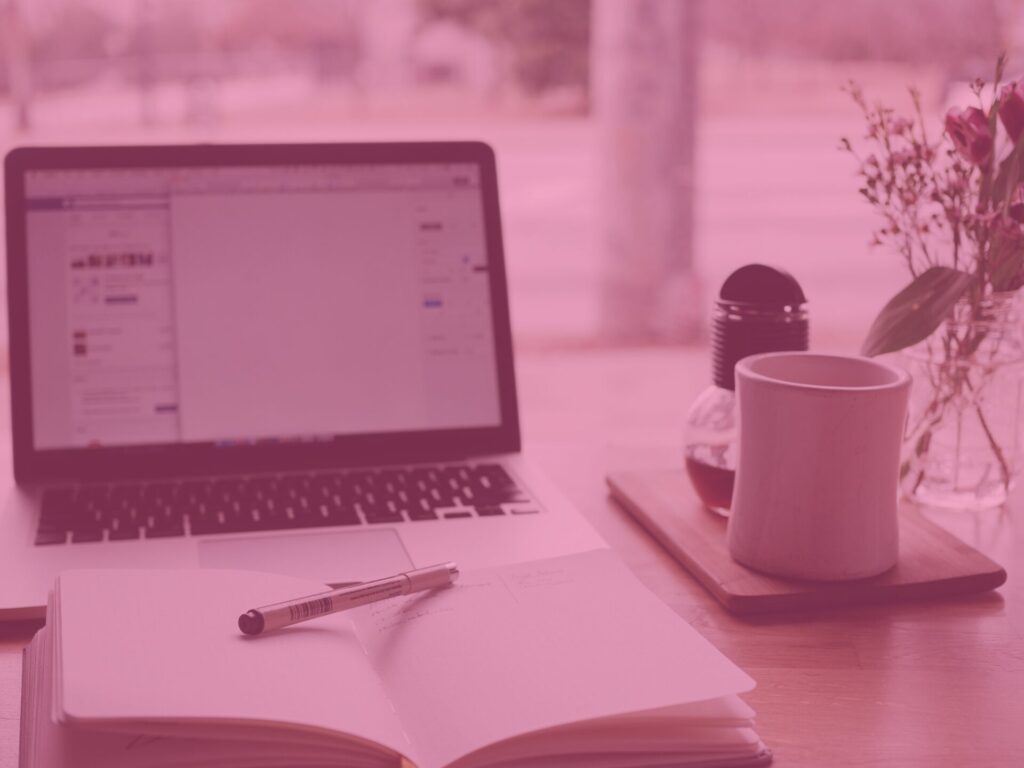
[22,162,502,451]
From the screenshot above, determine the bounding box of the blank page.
[54,569,411,762]
[27,625,393,768]
[348,549,755,768]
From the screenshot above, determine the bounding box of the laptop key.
[188,515,218,536]
[363,508,403,525]
[287,501,333,529]
[306,478,334,501]
[71,529,104,543]
[217,505,256,534]
[179,482,210,505]
[70,508,106,536]
[316,501,362,527]
[78,484,112,506]
[144,504,186,537]
[365,515,403,525]
[471,465,531,503]
[439,508,474,519]
[108,519,142,541]
[34,530,68,545]
[407,508,438,521]
[146,523,185,539]
[38,488,75,536]
[474,505,505,517]
[475,464,515,486]
[476,487,531,504]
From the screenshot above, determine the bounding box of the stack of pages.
[21,549,771,768]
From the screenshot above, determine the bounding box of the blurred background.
[0,0,1016,350]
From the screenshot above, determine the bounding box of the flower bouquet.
[842,56,1024,509]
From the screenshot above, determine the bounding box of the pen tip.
[238,610,265,636]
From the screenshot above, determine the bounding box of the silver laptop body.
[0,142,604,620]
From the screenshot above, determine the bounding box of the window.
[0,0,1009,349]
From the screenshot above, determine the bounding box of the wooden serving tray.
[607,469,1007,614]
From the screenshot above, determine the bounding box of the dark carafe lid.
[711,264,808,390]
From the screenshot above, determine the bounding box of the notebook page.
[54,569,412,762]
[29,625,395,768]
[348,549,755,768]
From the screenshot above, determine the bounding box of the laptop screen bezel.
[5,142,521,484]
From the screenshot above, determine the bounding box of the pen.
[237,562,459,636]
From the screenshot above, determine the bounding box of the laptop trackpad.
[197,529,413,585]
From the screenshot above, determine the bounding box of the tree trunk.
[1,0,32,132]
[592,0,702,341]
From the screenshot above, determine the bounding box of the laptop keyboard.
[35,463,537,545]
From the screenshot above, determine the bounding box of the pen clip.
[325,580,363,590]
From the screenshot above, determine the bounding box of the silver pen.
[238,562,459,636]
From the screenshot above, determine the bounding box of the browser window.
[24,164,502,449]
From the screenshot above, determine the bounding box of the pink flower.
[999,79,1024,144]
[945,107,993,166]
[889,149,915,167]
[890,117,913,135]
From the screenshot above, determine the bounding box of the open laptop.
[0,142,606,620]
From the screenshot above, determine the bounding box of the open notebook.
[20,550,772,768]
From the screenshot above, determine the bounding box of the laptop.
[0,142,606,620]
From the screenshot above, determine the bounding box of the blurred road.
[0,77,911,351]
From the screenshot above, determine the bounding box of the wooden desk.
[2,346,1022,766]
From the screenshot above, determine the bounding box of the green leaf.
[980,103,1003,206]
[991,246,1024,291]
[861,266,976,356]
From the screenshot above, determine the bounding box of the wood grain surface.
[608,468,1007,613]
[2,346,1023,767]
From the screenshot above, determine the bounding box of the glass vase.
[900,292,1024,510]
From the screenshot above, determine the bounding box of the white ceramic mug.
[727,352,911,581]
